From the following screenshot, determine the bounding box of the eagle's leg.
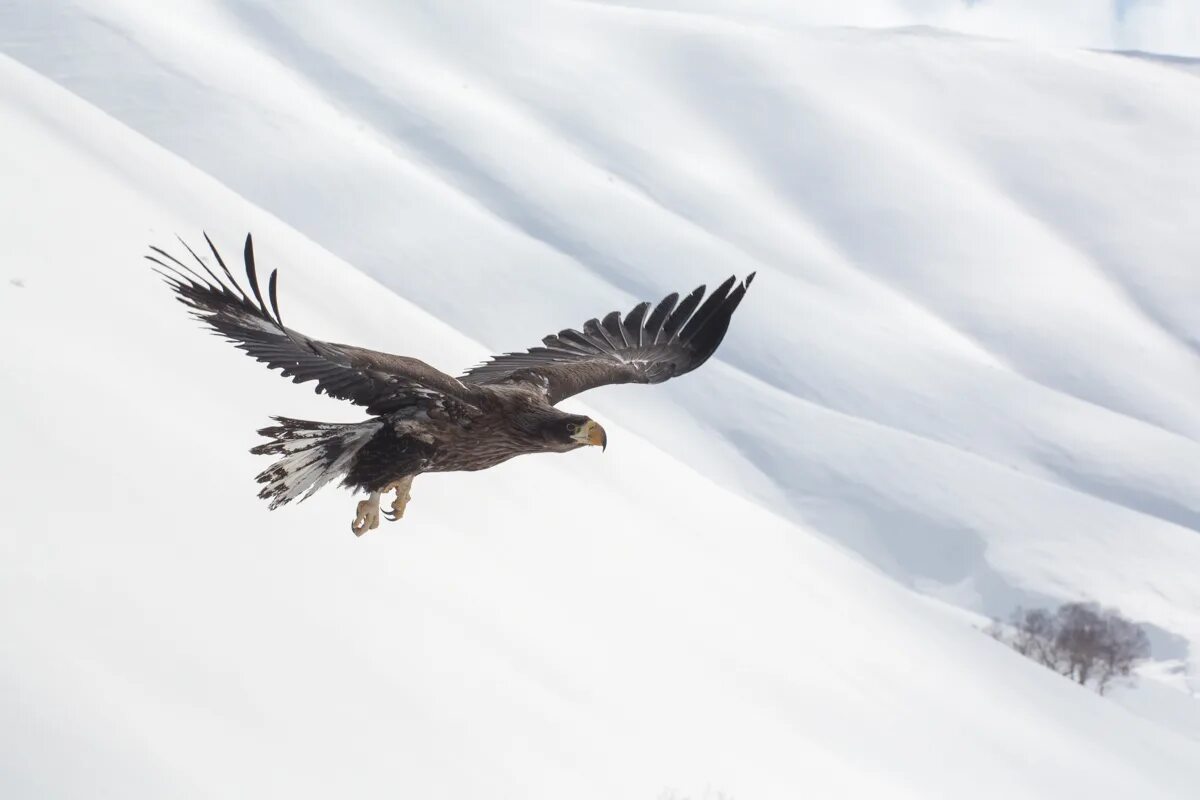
[351,491,382,537]
[382,475,414,522]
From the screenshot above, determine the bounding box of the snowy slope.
[4,1,1199,672]
[2,51,1198,800]
[2,2,1200,798]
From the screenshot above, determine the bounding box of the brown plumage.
[151,233,754,534]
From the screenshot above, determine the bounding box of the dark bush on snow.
[991,602,1149,695]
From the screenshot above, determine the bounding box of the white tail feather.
[251,417,381,509]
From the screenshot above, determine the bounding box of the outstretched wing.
[462,274,754,404]
[151,233,476,415]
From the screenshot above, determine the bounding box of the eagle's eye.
[566,422,581,435]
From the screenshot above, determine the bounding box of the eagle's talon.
[382,477,413,522]
[351,491,382,537]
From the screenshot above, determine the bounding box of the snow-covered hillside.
[2,3,1199,798]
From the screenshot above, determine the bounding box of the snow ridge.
[2,4,1200,798]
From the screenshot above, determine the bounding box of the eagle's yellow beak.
[573,419,607,451]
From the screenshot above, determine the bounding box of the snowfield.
[2,2,1199,798]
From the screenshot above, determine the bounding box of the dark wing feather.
[462,274,755,404]
[643,292,678,343]
[151,233,476,415]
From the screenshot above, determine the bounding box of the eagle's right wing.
[151,234,476,416]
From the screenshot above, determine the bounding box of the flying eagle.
[151,234,754,535]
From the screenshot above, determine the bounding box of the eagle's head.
[543,414,607,453]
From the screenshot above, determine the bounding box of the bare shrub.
[994,602,1149,694]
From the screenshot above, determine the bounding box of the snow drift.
[2,2,1199,798]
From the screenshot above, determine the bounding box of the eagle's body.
[152,234,753,534]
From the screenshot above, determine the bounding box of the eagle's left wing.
[462,274,754,404]
[151,234,477,415]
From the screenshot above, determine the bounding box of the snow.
[2,3,1200,798]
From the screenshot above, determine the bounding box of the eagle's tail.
[250,417,382,509]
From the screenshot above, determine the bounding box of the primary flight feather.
[151,234,754,535]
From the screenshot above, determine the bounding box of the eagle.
[151,234,754,535]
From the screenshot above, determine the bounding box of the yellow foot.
[382,476,414,522]
[351,491,382,537]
